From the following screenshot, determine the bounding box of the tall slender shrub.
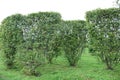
[61,20,87,66]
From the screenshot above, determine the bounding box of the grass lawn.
[0,49,120,80]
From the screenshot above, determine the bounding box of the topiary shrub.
[1,14,24,69]
[61,20,87,66]
[86,8,120,70]
[14,12,62,76]
[26,12,62,63]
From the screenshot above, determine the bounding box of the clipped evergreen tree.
[27,12,62,63]
[1,14,24,69]
[86,8,120,70]
[61,20,87,66]
[15,12,62,76]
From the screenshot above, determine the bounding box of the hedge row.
[0,12,86,76]
[1,8,120,76]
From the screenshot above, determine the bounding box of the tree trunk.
[105,57,113,70]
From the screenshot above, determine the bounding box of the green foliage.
[15,42,43,76]
[0,26,2,49]
[39,24,62,63]
[27,12,61,24]
[61,20,87,66]
[13,12,62,76]
[25,12,62,63]
[86,8,120,69]
[1,14,24,69]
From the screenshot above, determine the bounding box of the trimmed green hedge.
[61,20,87,66]
[27,12,61,24]
[15,12,62,76]
[86,8,120,70]
[1,14,24,69]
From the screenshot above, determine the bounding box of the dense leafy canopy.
[0,12,62,75]
[1,14,24,69]
[16,12,62,75]
[61,20,87,66]
[86,8,120,69]
[1,7,119,77]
